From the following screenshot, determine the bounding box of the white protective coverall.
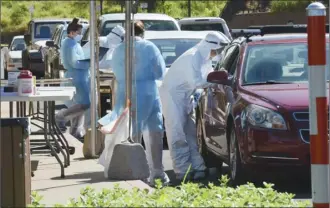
[96,25,126,126]
[76,26,125,132]
[159,31,229,180]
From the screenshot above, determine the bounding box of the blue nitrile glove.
[193,89,204,103]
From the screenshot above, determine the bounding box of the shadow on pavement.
[50,171,118,183]
[73,157,93,161]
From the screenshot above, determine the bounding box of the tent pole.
[125,1,132,140]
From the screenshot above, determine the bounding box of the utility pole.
[100,0,103,15]
[188,0,191,17]
[29,5,34,20]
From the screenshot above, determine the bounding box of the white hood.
[196,31,229,61]
[9,51,22,59]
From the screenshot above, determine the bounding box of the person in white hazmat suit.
[159,31,229,181]
[83,25,126,129]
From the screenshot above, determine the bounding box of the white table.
[1,87,75,102]
[1,87,75,178]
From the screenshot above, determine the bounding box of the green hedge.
[269,0,325,12]
[29,176,310,207]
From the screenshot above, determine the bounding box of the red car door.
[208,45,240,157]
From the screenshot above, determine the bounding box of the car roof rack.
[230,29,261,39]
[231,24,330,41]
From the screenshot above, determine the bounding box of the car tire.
[196,111,223,169]
[228,126,246,185]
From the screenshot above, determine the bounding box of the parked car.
[144,30,227,81]
[81,13,180,46]
[178,17,232,40]
[22,18,88,78]
[45,23,89,79]
[5,35,26,78]
[196,26,325,184]
[26,18,88,49]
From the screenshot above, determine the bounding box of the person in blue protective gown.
[55,18,91,132]
[106,21,169,187]
[60,22,89,140]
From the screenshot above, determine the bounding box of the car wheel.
[228,127,246,185]
[196,112,223,169]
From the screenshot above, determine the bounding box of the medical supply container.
[18,70,33,96]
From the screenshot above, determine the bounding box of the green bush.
[270,0,316,13]
[29,176,310,207]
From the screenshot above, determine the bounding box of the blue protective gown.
[108,36,165,135]
[61,37,90,106]
[99,36,169,184]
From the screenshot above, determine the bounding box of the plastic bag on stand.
[98,108,149,180]
[98,108,129,174]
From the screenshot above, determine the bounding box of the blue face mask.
[74,34,83,42]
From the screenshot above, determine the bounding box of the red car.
[196,26,329,184]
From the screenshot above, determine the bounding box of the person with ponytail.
[55,17,91,137]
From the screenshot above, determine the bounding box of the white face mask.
[74,34,83,42]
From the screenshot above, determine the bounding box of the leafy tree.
[1,0,227,33]
[10,3,29,26]
[270,0,328,12]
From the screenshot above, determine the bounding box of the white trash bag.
[98,108,149,180]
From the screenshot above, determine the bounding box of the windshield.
[181,23,224,33]
[148,38,200,67]
[10,38,26,51]
[34,22,66,39]
[243,43,330,85]
[101,20,178,36]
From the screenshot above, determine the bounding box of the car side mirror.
[207,69,232,86]
[24,34,32,46]
[46,40,55,48]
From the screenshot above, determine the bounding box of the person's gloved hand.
[193,89,204,103]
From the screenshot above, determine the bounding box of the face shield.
[106,25,125,47]
[215,42,228,55]
[198,32,230,60]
